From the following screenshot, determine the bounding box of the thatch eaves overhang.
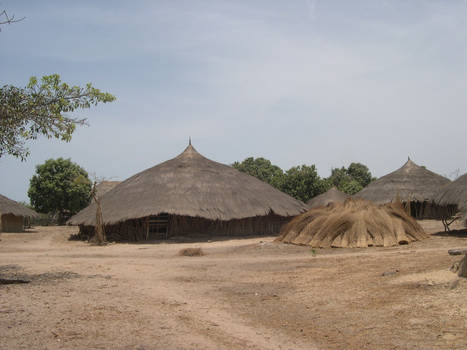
[69,144,308,226]
[0,194,38,218]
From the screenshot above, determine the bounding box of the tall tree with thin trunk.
[89,181,106,245]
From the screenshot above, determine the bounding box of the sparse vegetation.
[178,247,204,257]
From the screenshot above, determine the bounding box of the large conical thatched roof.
[0,194,38,218]
[434,173,467,213]
[354,159,450,203]
[276,199,428,248]
[307,187,348,208]
[69,144,308,226]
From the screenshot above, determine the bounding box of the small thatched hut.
[434,172,467,219]
[353,159,450,219]
[0,194,38,232]
[307,187,348,209]
[276,199,428,248]
[69,144,308,241]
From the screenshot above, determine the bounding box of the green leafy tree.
[281,165,328,202]
[347,163,374,188]
[339,179,363,195]
[232,157,285,189]
[28,158,92,224]
[327,162,375,195]
[328,167,351,188]
[0,74,115,160]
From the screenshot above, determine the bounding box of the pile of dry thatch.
[276,199,428,248]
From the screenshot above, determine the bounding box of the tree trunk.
[93,197,105,244]
[90,182,106,245]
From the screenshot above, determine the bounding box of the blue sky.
[1,0,467,202]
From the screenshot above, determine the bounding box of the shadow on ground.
[432,229,467,238]
[69,233,273,245]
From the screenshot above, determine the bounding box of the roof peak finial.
[189,136,191,146]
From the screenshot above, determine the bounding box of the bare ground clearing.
[1,221,466,350]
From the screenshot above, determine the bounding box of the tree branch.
[0,10,25,30]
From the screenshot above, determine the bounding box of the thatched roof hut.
[69,144,308,241]
[353,159,450,219]
[96,181,121,199]
[276,199,428,248]
[0,194,38,232]
[434,172,467,216]
[307,187,348,209]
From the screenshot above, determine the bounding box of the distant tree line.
[232,157,376,202]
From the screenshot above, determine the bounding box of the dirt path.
[1,223,467,349]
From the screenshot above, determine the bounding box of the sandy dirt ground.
[1,220,467,350]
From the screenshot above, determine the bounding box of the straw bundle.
[276,198,428,248]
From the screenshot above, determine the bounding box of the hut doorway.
[146,213,169,240]
[408,201,440,220]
